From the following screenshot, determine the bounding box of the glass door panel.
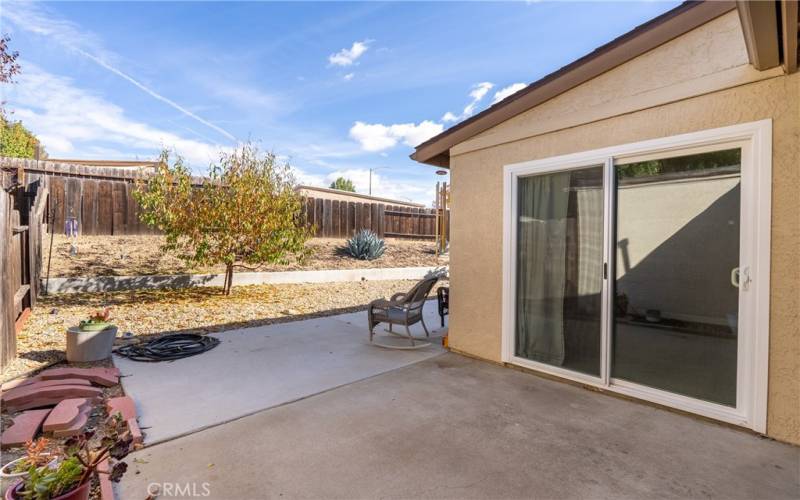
[515,165,604,376]
[612,149,741,406]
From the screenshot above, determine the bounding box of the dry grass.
[3,279,447,382]
[43,234,447,278]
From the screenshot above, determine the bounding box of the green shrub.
[345,230,385,260]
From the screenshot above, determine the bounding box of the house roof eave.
[412,0,737,168]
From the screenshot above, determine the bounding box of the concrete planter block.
[66,326,118,362]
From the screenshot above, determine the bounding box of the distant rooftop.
[296,185,424,208]
[46,158,160,169]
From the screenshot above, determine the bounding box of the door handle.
[731,267,751,290]
[731,268,740,288]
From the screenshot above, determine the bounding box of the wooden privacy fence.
[304,198,438,239]
[0,166,47,371]
[3,158,160,236]
[0,158,447,239]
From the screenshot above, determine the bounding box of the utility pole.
[369,167,388,196]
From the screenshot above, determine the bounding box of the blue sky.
[1,1,680,205]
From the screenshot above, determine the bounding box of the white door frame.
[501,120,771,432]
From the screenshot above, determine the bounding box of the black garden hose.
[116,334,220,362]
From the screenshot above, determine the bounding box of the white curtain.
[577,187,604,298]
[515,173,570,365]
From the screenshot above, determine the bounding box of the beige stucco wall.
[447,11,799,444]
[616,176,740,325]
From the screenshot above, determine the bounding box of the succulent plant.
[15,415,134,500]
[344,230,386,260]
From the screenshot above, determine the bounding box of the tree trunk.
[224,263,234,295]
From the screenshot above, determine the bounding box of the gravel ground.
[43,234,447,278]
[3,279,447,383]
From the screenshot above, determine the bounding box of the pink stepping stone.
[2,379,92,399]
[1,409,51,449]
[0,377,39,392]
[38,367,120,387]
[3,385,103,412]
[43,398,93,432]
[52,412,90,438]
[106,396,137,421]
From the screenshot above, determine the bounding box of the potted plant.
[66,308,118,362]
[0,439,57,480]
[5,416,132,500]
[77,308,113,332]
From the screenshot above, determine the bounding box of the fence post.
[323,199,332,238]
[331,200,340,237]
[0,175,15,371]
[315,198,324,237]
[377,204,385,238]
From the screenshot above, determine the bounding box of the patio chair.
[368,276,438,349]
[437,286,449,327]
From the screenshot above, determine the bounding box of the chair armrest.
[405,299,427,313]
[369,298,391,309]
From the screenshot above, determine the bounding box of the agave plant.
[345,230,386,260]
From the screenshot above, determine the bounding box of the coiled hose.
[116,334,220,362]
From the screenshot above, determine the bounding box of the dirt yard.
[42,234,447,278]
[3,279,448,382]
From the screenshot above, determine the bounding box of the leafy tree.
[0,113,43,159]
[134,143,313,295]
[617,149,741,180]
[0,34,20,84]
[329,176,356,192]
[1,33,44,159]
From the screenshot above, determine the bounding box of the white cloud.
[328,40,370,67]
[465,82,493,110]
[2,1,237,143]
[290,166,327,187]
[471,83,493,99]
[442,81,494,124]
[441,111,458,123]
[343,73,355,81]
[320,168,434,206]
[492,82,527,104]
[7,64,228,168]
[349,122,398,152]
[349,81,498,154]
[349,120,443,153]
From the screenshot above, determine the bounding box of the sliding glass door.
[504,121,770,430]
[515,166,604,377]
[612,149,741,407]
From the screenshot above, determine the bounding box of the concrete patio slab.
[115,304,445,444]
[120,354,800,500]
[120,353,799,499]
